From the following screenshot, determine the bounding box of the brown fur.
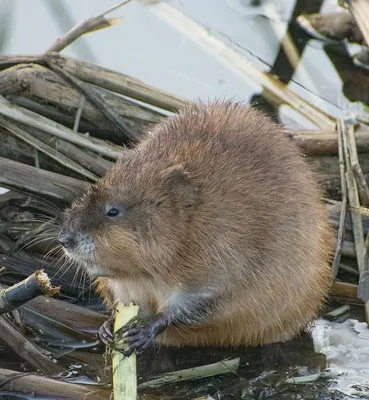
[63,101,333,348]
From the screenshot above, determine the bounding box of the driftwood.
[0,116,100,182]
[0,94,122,160]
[0,62,163,130]
[289,128,369,155]
[0,315,65,376]
[0,156,89,202]
[346,0,369,46]
[0,270,59,314]
[0,367,110,399]
[341,121,369,319]
[0,126,112,178]
[0,53,186,113]
[23,295,108,333]
[331,281,362,304]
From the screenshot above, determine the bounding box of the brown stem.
[0,270,59,314]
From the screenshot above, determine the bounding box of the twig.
[0,316,64,376]
[138,358,240,389]
[46,52,186,112]
[331,281,362,304]
[0,367,110,399]
[0,156,89,202]
[342,119,369,320]
[46,60,139,142]
[0,53,186,112]
[45,0,133,54]
[112,302,139,400]
[347,124,369,205]
[73,95,86,132]
[30,126,112,177]
[346,0,369,46]
[346,124,369,302]
[364,229,369,295]
[0,270,59,314]
[289,129,369,155]
[0,116,99,181]
[149,2,335,130]
[331,119,347,280]
[34,148,40,168]
[0,94,122,159]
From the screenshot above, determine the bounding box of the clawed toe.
[99,317,115,345]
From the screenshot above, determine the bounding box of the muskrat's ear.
[162,165,198,208]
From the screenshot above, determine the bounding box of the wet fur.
[63,101,333,348]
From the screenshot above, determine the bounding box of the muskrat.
[59,101,332,354]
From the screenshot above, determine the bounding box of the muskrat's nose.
[58,230,75,249]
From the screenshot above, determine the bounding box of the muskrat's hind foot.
[99,317,115,345]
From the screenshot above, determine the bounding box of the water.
[1,0,369,398]
[3,0,361,126]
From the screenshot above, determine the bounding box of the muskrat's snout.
[58,228,75,249]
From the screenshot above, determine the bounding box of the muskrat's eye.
[105,204,127,218]
[107,208,120,217]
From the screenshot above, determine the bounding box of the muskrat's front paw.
[99,317,115,345]
[122,325,157,355]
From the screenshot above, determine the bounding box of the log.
[0,94,122,160]
[45,52,187,112]
[0,116,99,182]
[0,316,65,376]
[0,63,162,141]
[0,367,111,399]
[0,128,84,179]
[0,126,112,179]
[346,0,369,46]
[31,127,113,177]
[290,129,369,155]
[331,281,362,304]
[306,153,369,176]
[0,53,186,112]
[0,270,59,315]
[23,295,108,334]
[0,156,89,202]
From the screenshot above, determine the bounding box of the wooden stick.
[0,116,99,182]
[24,295,108,334]
[0,316,65,376]
[0,270,59,315]
[46,52,187,112]
[112,302,139,400]
[289,129,369,155]
[342,119,369,320]
[331,120,347,280]
[149,2,335,130]
[0,367,110,399]
[45,1,133,54]
[31,127,112,177]
[0,156,89,202]
[331,281,362,304]
[46,60,139,142]
[0,53,186,112]
[138,358,240,389]
[0,94,122,159]
[347,124,369,205]
[346,0,369,46]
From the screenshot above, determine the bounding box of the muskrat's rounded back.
[142,101,333,346]
[64,101,333,348]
